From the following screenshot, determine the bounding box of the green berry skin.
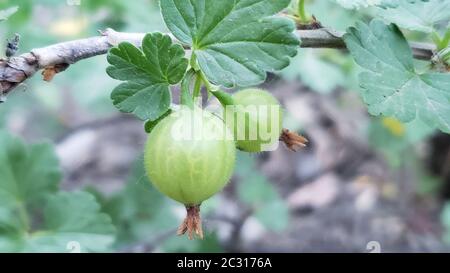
[226,88,283,153]
[144,108,236,205]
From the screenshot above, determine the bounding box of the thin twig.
[298,28,436,60]
[0,28,437,98]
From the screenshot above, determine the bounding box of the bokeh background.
[0,0,450,252]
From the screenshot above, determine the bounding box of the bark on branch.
[0,28,437,98]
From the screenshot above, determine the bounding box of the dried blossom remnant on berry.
[177,205,204,240]
[280,129,308,152]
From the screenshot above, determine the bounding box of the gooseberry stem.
[180,69,195,109]
[297,0,312,24]
[193,73,202,98]
[197,70,234,107]
[199,70,217,93]
[190,53,200,71]
[212,90,234,108]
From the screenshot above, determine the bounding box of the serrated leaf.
[378,0,450,33]
[21,192,115,253]
[0,131,61,252]
[107,32,188,121]
[0,131,61,207]
[161,0,299,88]
[344,20,450,133]
[0,6,18,21]
[0,132,115,253]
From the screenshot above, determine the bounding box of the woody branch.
[0,28,436,98]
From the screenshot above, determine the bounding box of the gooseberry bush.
[0,0,449,251]
[105,0,450,238]
[106,0,303,238]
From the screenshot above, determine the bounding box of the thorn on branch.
[280,128,308,152]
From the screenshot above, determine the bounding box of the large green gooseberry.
[225,88,283,153]
[144,107,236,205]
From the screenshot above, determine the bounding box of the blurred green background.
[0,0,449,253]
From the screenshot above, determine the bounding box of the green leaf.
[161,0,299,88]
[107,32,188,121]
[344,20,450,133]
[180,69,196,109]
[378,0,450,33]
[0,131,61,207]
[0,131,57,252]
[21,192,115,253]
[0,191,23,235]
[0,132,115,253]
[0,6,18,21]
[144,109,172,133]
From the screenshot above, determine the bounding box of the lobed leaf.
[22,192,116,253]
[0,132,61,207]
[378,0,450,33]
[161,0,299,88]
[344,20,450,133]
[107,32,188,121]
[0,132,115,253]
